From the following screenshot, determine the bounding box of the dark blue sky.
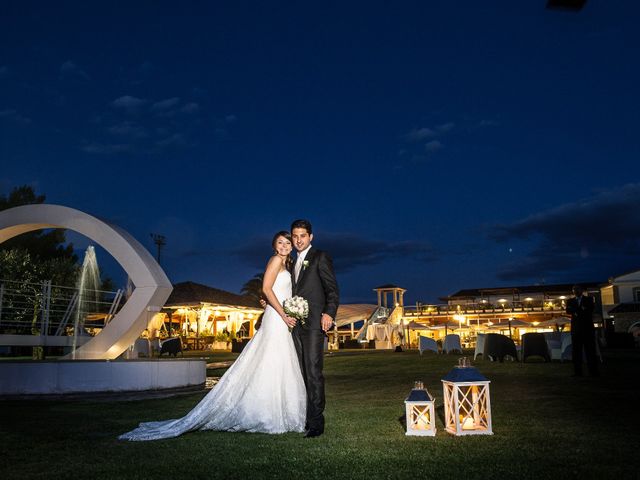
[2,1,639,304]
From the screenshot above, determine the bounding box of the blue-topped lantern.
[405,388,436,436]
[441,364,493,436]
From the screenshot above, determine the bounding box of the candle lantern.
[405,388,436,436]
[441,365,492,436]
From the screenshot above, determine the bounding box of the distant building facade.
[405,282,603,326]
[601,269,640,332]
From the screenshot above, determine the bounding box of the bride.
[119,231,306,441]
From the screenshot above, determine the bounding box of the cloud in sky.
[156,133,187,149]
[151,97,181,112]
[402,122,455,143]
[111,95,146,110]
[489,183,640,281]
[84,94,207,154]
[107,121,148,138]
[230,232,438,273]
[181,102,200,114]
[80,142,132,154]
[0,109,31,125]
[400,121,454,161]
[402,127,436,142]
[424,140,443,153]
[59,60,90,80]
[138,61,154,74]
[436,122,454,133]
[478,119,499,127]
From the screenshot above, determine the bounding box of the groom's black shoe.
[304,429,323,438]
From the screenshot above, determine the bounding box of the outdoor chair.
[559,334,603,363]
[132,338,151,358]
[543,332,562,361]
[443,334,462,354]
[561,333,572,361]
[521,333,550,362]
[474,333,486,360]
[159,337,183,357]
[419,336,438,355]
[484,333,518,362]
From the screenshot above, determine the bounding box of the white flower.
[283,296,309,325]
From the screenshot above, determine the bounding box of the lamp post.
[150,233,166,265]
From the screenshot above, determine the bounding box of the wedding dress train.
[119,270,306,441]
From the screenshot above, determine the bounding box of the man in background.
[566,285,599,377]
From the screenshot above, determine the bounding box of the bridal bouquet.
[283,296,309,328]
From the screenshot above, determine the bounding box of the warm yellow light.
[414,413,430,430]
[213,310,221,317]
[453,314,465,322]
[481,299,488,304]
[462,416,475,430]
[525,297,533,302]
[498,299,507,303]
[559,295,566,300]
[532,321,540,326]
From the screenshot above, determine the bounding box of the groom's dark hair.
[291,219,312,234]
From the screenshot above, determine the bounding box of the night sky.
[2,2,639,304]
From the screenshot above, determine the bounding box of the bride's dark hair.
[272,230,293,270]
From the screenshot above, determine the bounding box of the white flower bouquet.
[283,296,309,327]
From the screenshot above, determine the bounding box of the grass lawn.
[1,349,639,480]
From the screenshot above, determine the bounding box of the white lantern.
[441,366,492,436]
[405,388,436,436]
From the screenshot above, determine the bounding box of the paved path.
[206,361,234,369]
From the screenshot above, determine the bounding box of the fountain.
[71,245,101,359]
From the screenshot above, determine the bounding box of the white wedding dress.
[119,270,306,441]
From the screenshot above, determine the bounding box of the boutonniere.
[302,260,310,270]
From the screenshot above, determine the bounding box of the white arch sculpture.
[0,204,173,360]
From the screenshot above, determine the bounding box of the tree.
[0,185,77,262]
[0,249,79,357]
[240,272,264,303]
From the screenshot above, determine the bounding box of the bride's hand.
[282,315,297,328]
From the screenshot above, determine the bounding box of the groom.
[290,219,339,438]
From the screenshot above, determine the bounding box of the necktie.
[295,255,302,282]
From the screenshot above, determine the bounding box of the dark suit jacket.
[566,295,595,332]
[292,248,339,330]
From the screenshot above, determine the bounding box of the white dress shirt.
[295,244,312,282]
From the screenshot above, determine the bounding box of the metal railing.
[355,306,391,342]
[0,278,123,337]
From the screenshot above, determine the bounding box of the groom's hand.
[321,314,334,332]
